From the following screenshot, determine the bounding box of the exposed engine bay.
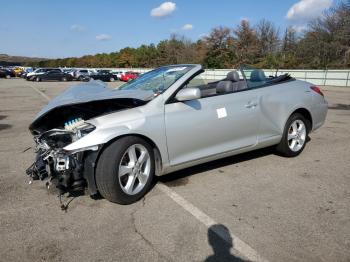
[27,119,96,195]
[26,96,148,202]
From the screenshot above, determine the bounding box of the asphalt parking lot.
[0,78,349,262]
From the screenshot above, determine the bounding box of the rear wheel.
[109,77,115,82]
[96,136,155,204]
[35,77,41,82]
[276,113,309,157]
[62,77,67,81]
[5,75,11,79]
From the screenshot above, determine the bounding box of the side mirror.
[175,88,201,102]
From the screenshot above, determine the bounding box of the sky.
[0,0,337,58]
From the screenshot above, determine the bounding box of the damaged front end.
[26,82,154,201]
[26,120,99,196]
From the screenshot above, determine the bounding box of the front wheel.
[35,77,41,82]
[96,136,155,204]
[276,113,309,157]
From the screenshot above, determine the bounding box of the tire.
[5,75,11,79]
[276,113,310,157]
[96,136,155,204]
[109,77,115,82]
[62,77,67,82]
[78,76,83,81]
[35,77,41,82]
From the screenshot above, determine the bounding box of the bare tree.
[256,19,280,56]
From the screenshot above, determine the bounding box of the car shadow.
[158,146,277,186]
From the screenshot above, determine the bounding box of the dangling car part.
[27,64,328,205]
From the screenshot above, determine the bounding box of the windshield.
[118,65,195,93]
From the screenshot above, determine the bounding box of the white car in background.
[73,69,97,81]
[115,71,126,80]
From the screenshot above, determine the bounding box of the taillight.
[310,86,324,97]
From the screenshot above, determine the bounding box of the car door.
[45,71,57,80]
[165,79,260,166]
[41,71,51,80]
[53,71,63,80]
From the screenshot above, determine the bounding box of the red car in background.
[119,71,140,82]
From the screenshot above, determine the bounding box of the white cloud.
[293,25,308,32]
[182,24,193,30]
[96,34,112,41]
[150,2,176,17]
[286,0,332,21]
[70,24,86,32]
[199,33,209,39]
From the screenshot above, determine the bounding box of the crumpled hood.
[33,81,154,121]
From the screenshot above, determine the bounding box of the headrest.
[250,69,266,82]
[216,81,233,94]
[226,71,240,82]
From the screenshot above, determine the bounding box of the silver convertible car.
[27,64,328,204]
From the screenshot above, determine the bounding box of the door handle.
[245,101,258,108]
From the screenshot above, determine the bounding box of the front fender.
[63,125,131,151]
[63,105,169,168]
[64,107,147,151]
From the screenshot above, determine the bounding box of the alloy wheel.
[287,119,306,152]
[118,144,151,195]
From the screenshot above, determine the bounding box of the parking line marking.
[28,83,51,101]
[29,84,268,262]
[157,183,269,262]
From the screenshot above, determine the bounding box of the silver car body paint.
[33,80,154,121]
[47,64,326,175]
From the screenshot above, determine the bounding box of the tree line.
[33,1,350,69]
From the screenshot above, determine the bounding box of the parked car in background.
[0,68,16,78]
[12,67,24,77]
[20,67,34,78]
[62,68,74,74]
[66,69,77,78]
[112,71,125,80]
[26,68,58,81]
[26,64,328,204]
[119,71,140,82]
[73,69,96,81]
[88,70,119,82]
[34,69,73,82]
